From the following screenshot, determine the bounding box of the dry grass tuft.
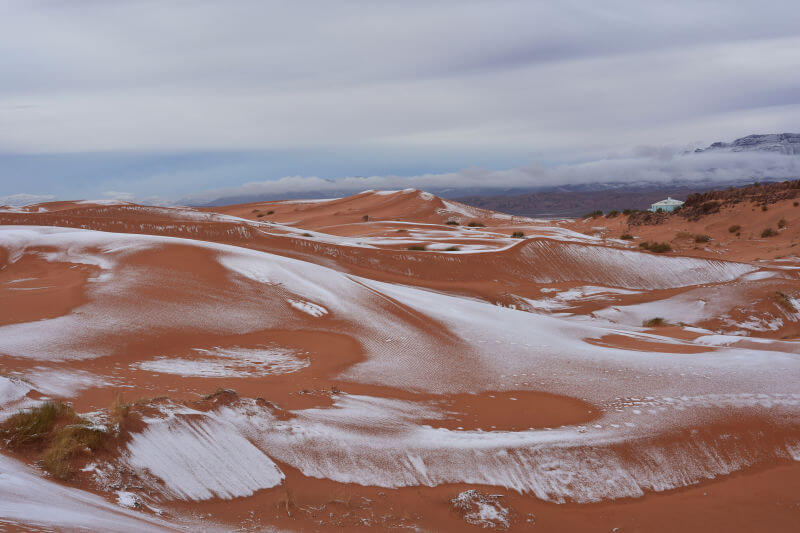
[1,401,72,449]
[42,424,107,479]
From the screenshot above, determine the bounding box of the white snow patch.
[116,491,140,508]
[125,416,284,500]
[134,346,309,378]
[0,454,173,531]
[287,299,328,317]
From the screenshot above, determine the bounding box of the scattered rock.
[451,489,515,530]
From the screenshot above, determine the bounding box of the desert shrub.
[1,400,119,480]
[1,402,69,448]
[761,204,768,211]
[267,210,275,215]
[302,233,313,237]
[606,210,619,218]
[109,393,130,430]
[794,202,799,207]
[642,317,667,327]
[407,245,427,251]
[620,234,633,240]
[694,234,711,243]
[467,221,486,227]
[761,228,777,238]
[622,209,634,215]
[445,246,460,251]
[728,224,741,233]
[445,220,459,225]
[362,215,370,221]
[584,210,603,218]
[700,201,720,214]
[511,231,525,238]
[640,241,671,253]
[256,213,265,218]
[42,425,107,480]
[778,218,787,229]
[775,291,796,312]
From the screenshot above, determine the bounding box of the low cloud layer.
[184,150,800,204]
[0,193,55,206]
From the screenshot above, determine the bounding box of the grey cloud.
[0,1,798,199]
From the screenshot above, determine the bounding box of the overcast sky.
[1,0,799,204]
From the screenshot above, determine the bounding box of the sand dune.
[1,189,799,531]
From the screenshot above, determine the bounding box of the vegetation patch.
[1,398,131,480]
[583,210,603,218]
[638,241,671,253]
[511,231,525,238]
[620,234,633,240]
[642,317,667,327]
[761,228,777,238]
[606,210,619,218]
[694,234,711,243]
[445,246,460,251]
[467,221,486,227]
[775,291,796,313]
[407,245,427,251]
[42,425,107,480]
[728,224,741,233]
[778,218,787,229]
[1,401,69,449]
[445,220,459,225]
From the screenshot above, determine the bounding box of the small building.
[650,197,684,213]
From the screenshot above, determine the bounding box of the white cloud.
[0,193,55,206]
[184,150,800,204]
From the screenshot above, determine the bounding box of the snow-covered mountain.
[695,133,800,155]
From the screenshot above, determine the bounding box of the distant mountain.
[694,133,800,155]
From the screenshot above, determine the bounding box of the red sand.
[1,189,799,531]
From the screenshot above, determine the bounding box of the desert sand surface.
[1,186,800,531]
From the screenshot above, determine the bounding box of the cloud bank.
[184,150,800,204]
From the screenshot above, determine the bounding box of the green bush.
[642,317,667,327]
[467,221,486,227]
[761,228,777,238]
[445,220,459,225]
[606,210,619,218]
[511,231,525,238]
[728,224,740,233]
[620,234,633,240]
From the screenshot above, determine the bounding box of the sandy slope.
[1,189,799,531]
